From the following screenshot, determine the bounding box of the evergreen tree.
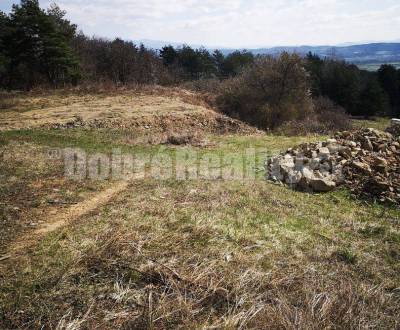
[378,64,399,116]
[177,45,201,79]
[47,3,77,40]
[305,52,324,96]
[398,69,400,117]
[222,50,254,76]
[0,11,11,85]
[212,49,225,77]
[5,0,80,88]
[159,45,178,66]
[195,48,216,77]
[359,77,389,118]
[320,60,361,115]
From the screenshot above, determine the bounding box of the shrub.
[216,52,313,130]
[180,78,221,94]
[313,96,352,132]
[276,97,352,135]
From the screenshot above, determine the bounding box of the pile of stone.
[266,122,400,204]
[386,118,400,136]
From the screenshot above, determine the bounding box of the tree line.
[1,0,400,119]
[0,0,254,88]
[159,46,254,80]
[306,53,400,117]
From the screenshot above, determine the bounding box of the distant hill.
[246,43,400,64]
[137,39,400,69]
[135,39,220,50]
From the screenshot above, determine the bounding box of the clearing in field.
[0,89,399,329]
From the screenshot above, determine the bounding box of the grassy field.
[352,117,391,131]
[0,92,399,329]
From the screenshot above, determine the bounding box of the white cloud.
[36,0,400,47]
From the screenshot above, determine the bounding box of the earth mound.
[0,89,260,144]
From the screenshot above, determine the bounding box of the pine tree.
[159,45,178,66]
[0,11,11,85]
[320,60,361,115]
[378,64,399,116]
[5,0,80,88]
[195,48,215,78]
[359,78,389,118]
[305,52,324,96]
[212,50,225,77]
[47,3,77,40]
[222,51,254,77]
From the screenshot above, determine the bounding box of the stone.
[372,157,387,168]
[347,141,357,148]
[309,157,321,170]
[377,144,387,151]
[333,165,345,184]
[327,143,341,154]
[318,147,330,160]
[360,136,373,151]
[301,167,314,179]
[339,147,352,159]
[294,156,309,170]
[313,170,324,179]
[352,161,372,173]
[387,119,400,136]
[279,157,295,175]
[391,118,400,126]
[309,178,336,192]
[285,170,302,185]
[298,176,310,191]
[265,127,400,204]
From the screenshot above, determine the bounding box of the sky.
[1,0,400,48]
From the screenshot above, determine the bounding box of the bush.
[180,78,222,94]
[216,53,313,130]
[277,97,352,135]
[313,97,352,131]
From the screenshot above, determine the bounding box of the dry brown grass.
[0,87,256,142]
[0,142,108,252]
[0,91,399,329]
[1,178,399,329]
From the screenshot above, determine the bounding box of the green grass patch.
[352,117,390,131]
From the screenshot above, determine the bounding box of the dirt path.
[1,175,140,261]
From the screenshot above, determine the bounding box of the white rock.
[318,147,330,160]
[309,158,321,170]
[314,170,324,179]
[285,170,302,185]
[347,141,357,148]
[327,143,341,154]
[279,157,295,172]
[301,167,314,179]
[391,118,400,126]
[294,156,309,170]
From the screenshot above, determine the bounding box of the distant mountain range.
[136,39,400,67]
[246,43,400,64]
